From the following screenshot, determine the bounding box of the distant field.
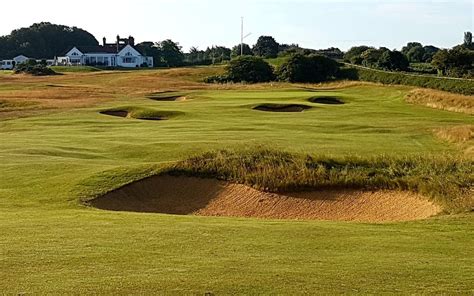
[0,67,472,294]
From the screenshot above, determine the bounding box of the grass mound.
[253,103,312,112]
[309,97,345,105]
[406,89,474,115]
[100,107,183,121]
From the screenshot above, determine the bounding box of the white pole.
[241,17,244,56]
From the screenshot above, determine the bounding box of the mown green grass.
[50,66,102,73]
[0,78,473,294]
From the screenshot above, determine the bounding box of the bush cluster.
[14,60,57,76]
[206,54,340,84]
[276,54,339,83]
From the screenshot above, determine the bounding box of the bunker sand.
[90,176,441,222]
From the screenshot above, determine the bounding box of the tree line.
[1,23,472,79]
[0,23,98,59]
[136,36,343,68]
[344,32,473,78]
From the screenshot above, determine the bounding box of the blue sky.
[1,0,472,52]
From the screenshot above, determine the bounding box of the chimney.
[116,35,120,53]
[103,37,106,46]
[128,36,135,46]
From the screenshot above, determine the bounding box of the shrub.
[14,60,57,76]
[225,56,275,83]
[204,75,231,84]
[378,50,409,71]
[276,53,340,83]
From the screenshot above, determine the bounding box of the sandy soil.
[90,176,442,222]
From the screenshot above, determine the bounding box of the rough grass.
[166,149,473,213]
[406,89,474,115]
[434,125,474,157]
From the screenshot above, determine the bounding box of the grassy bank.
[346,65,474,95]
[166,149,473,212]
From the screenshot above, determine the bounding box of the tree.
[432,47,474,77]
[231,43,252,57]
[0,22,98,59]
[406,46,426,63]
[422,45,440,62]
[378,50,409,71]
[276,53,340,83]
[155,39,184,67]
[464,32,473,49]
[344,46,372,64]
[360,48,388,68]
[226,56,274,83]
[205,46,231,63]
[136,42,162,67]
[253,36,279,58]
[401,42,423,55]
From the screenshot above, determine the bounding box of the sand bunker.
[148,92,187,102]
[309,97,345,105]
[90,176,441,222]
[253,104,312,112]
[100,110,129,118]
[100,109,181,121]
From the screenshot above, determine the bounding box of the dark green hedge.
[345,65,474,95]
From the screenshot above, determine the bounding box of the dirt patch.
[309,97,345,105]
[253,104,312,113]
[89,176,441,222]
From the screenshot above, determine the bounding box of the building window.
[123,57,136,63]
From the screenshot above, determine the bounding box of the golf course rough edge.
[89,175,441,222]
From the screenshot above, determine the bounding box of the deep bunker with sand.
[89,175,441,223]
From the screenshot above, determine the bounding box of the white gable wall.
[56,45,153,68]
[14,55,29,64]
[117,45,144,68]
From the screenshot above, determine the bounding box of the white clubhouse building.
[57,36,153,68]
[0,35,153,69]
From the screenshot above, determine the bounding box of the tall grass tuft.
[167,149,473,213]
[406,89,474,115]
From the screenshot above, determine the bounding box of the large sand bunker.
[90,176,441,222]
